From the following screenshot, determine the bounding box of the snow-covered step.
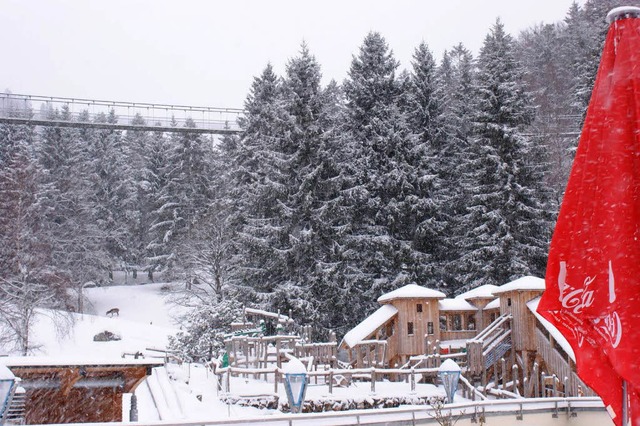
[154,366,185,419]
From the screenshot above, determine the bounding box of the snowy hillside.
[2,282,184,358]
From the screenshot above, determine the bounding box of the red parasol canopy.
[537,7,640,426]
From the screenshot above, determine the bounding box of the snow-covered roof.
[341,305,398,349]
[244,307,294,323]
[0,356,165,368]
[456,285,500,300]
[527,297,575,361]
[485,298,501,310]
[438,298,477,312]
[0,363,15,380]
[377,284,446,303]
[492,276,545,295]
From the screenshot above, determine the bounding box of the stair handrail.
[472,314,512,343]
[482,330,512,358]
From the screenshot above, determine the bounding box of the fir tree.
[437,44,478,289]
[459,20,552,290]
[86,110,135,278]
[143,129,179,279]
[403,41,451,289]
[227,64,290,306]
[37,106,102,311]
[342,32,431,314]
[0,116,62,354]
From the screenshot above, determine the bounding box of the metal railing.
[77,397,607,426]
[0,92,244,135]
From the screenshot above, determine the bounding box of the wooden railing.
[532,328,595,397]
[214,365,442,395]
[466,314,512,376]
[440,330,476,341]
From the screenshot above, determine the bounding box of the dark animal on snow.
[106,308,119,317]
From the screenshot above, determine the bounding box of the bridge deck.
[0,92,243,135]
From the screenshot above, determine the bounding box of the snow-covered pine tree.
[402,41,452,291]
[37,106,102,312]
[0,112,62,354]
[458,20,552,290]
[273,44,349,333]
[226,64,290,307]
[166,118,215,287]
[143,128,179,280]
[341,32,431,309]
[437,44,478,290]
[125,114,153,272]
[516,23,575,207]
[86,109,136,280]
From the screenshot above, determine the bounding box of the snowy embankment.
[20,283,182,358]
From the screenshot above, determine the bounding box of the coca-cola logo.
[594,311,622,348]
[556,260,623,349]
[558,262,595,314]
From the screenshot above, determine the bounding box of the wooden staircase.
[4,387,26,425]
[466,314,513,378]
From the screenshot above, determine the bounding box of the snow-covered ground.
[16,283,183,358]
[0,283,460,422]
[1,283,610,425]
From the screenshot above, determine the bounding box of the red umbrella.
[537,6,640,426]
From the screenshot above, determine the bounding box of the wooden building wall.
[466,298,495,331]
[499,290,544,352]
[9,364,153,424]
[481,308,500,330]
[389,298,440,362]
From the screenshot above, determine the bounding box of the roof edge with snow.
[377,284,446,303]
[341,304,398,349]
[492,276,545,295]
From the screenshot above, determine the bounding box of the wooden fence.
[214,365,444,396]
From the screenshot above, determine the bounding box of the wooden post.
[533,364,539,398]
[244,339,249,374]
[233,339,238,368]
[410,367,416,392]
[501,358,506,391]
[371,368,376,393]
[276,338,282,369]
[482,368,487,395]
[274,369,279,393]
[513,364,519,396]
[366,345,371,367]
[329,370,334,395]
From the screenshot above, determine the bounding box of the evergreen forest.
[0,0,631,355]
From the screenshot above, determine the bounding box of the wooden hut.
[340,284,446,367]
[492,276,545,375]
[438,298,477,342]
[3,357,162,424]
[455,284,500,331]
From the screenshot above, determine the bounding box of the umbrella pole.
[623,380,629,426]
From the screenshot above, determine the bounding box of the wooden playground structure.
[215,277,596,404]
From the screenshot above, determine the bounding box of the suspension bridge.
[0,92,244,135]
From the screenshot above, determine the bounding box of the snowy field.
[0,283,611,424]
[18,283,182,358]
[0,283,456,422]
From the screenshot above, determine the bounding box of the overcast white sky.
[1,0,586,109]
